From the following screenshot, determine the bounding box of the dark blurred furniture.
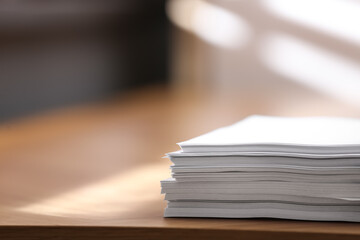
[0,86,359,240]
[0,0,169,122]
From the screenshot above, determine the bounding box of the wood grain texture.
[1,86,360,239]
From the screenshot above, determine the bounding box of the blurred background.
[1,0,360,122]
[0,0,169,121]
[2,0,360,222]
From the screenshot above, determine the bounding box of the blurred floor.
[1,85,360,225]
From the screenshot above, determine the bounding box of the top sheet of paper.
[178,116,360,154]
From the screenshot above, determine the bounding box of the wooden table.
[1,86,360,239]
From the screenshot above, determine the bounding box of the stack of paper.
[161,116,360,221]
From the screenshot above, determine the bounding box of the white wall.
[168,0,360,116]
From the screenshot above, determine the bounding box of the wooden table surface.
[1,86,360,239]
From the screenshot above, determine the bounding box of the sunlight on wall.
[260,33,360,107]
[167,0,251,49]
[17,163,168,218]
[262,0,360,46]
